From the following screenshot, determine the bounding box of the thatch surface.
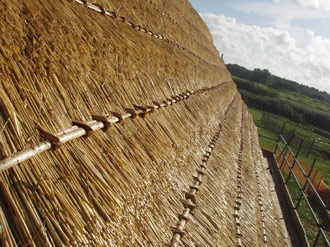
[0,0,287,246]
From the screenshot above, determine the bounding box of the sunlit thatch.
[0,0,287,246]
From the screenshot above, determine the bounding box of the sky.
[189,0,330,93]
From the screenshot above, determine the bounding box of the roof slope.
[0,0,287,246]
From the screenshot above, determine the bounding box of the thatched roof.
[0,0,287,246]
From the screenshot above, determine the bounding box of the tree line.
[233,76,330,132]
[227,63,330,104]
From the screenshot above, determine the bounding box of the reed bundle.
[0,0,288,246]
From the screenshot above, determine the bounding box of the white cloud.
[297,0,330,11]
[201,13,330,93]
[233,1,328,28]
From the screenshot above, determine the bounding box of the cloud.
[201,13,330,93]
[233,1,328,28]
[297,0,330,11]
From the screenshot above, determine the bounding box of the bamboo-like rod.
[0,141,52,172]
[0,85,222,173]
[167,95,235,246]
[69,0,220,68]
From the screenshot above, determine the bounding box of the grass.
[248,108,278,150]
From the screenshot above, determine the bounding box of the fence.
[274,135,330,246]
[255,113,330,245]
[259,113,330,160]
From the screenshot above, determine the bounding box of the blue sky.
[189,0,330,93]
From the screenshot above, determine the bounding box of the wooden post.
[307,138,316,157]
[317,176,322,192]
[296,139,304,158]
[308,170,318,193]
[295,158,317,209]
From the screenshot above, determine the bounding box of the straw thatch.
[0,0,288,246]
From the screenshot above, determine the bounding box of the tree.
[251,68,273,85]
[226,64,253,79]
[227,63,330,104]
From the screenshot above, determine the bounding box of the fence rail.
[261,114,316,157]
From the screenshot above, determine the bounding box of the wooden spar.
[0,127,88,172]
[0,120,106,172]
[0,84,223,173]
[70,0,221,68]
[0,141,52,172]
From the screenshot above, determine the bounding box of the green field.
[248,107,330,185]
